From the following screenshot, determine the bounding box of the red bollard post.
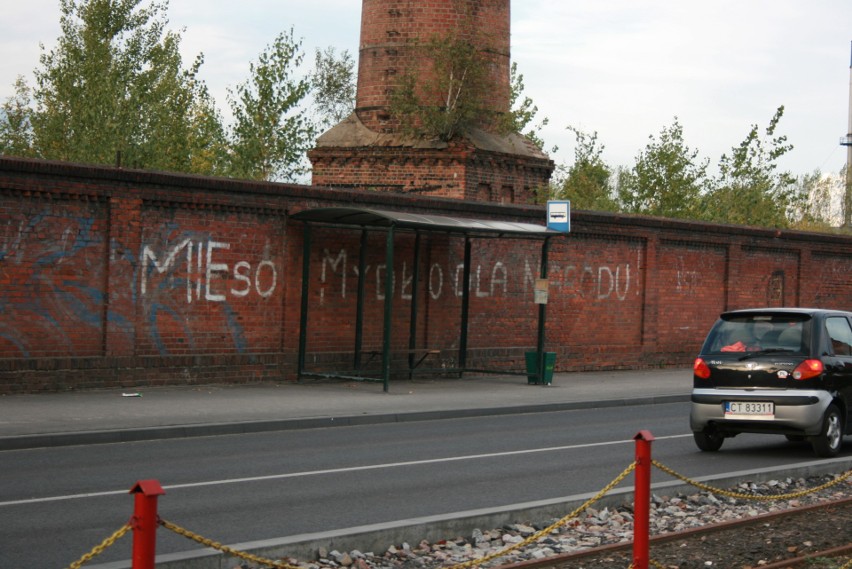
[130,480,165,569]
[633,430,654,569]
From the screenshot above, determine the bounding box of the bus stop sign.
[547,201,570,233]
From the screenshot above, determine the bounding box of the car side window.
[825,317,852,356]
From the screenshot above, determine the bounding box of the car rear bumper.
[690,388,832,435]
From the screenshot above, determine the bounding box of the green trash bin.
[525,351,556,385]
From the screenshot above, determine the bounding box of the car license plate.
[724,401,774,419]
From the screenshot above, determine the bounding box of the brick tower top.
[356,0,511,132]
[309,0,553,203]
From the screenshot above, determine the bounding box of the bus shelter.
[291,207,565,392]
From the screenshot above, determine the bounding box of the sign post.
[532,202,570,384]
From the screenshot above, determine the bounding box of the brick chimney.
[309,0,554,203]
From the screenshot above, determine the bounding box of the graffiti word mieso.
[141,239,277,302]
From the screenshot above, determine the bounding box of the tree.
[0,76,36,157]
[618,118,709,219]
[310,47,356,131]
[182,80,230,176]
[787,170,839,230]
[389,32,492,142]
[226,28,316,182]
[30,0,217,171]
[702,106,795,227]
[503,62,553,152]
[553,126,618,212]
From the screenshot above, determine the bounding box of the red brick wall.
[2,157,852,392]
[547,235,645,356]
[0,191,109,357]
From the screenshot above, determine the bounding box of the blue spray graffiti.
[0,209,128,357]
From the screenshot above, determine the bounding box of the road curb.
[0,394,690,451]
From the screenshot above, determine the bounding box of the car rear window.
[702,314,809,355]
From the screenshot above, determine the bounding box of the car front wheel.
[694,428,724,452]
[810,404,843,458]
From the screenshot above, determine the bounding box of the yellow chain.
[652,461,852,501]
[64,523,132,569]
[159,518,303,569]
[444,461,637,569]
[63,465,849,569]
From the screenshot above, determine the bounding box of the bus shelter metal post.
[458,236,472,374]
[408,231,422,379]
[354,228,368,370]
[381,226,395,392]
[297,223,312,381]
[536,237,551,384]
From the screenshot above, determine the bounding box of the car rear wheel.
[694,428,724,452]
[810,404,842,458]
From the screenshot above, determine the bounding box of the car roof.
[720,307,852,319]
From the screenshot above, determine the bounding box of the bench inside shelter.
[362,349,441,370]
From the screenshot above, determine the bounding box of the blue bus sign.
[547,200,570,233]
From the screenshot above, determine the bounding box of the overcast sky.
[2,0,851,177]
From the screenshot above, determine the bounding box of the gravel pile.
[274,472,850,569]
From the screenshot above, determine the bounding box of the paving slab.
[0,368,692,449]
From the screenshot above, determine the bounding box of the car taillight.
[693,358,711,379]
[792,359,823,380]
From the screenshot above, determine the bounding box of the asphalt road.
[1,401,848,567]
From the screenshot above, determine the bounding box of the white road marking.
[0,434,691,506]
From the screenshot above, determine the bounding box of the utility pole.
[843,41,852,227]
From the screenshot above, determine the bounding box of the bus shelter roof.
[291,207,561,238]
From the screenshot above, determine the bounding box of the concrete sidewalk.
[0,368,692,450]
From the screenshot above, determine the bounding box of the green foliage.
[503,62,553,152]
[29,0,216,171]
[389,33,491,142]
[556,106,829,231]
[1,0,343,181]
[310,46,356,130]
[0,77,36,157]
[182,82,230,176]
[225,28,316,182]
[618,117,709,219]
[701,106,796,227]
[553,127,618,211]
[787,170,838,231]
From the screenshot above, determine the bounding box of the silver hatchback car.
[690,308,852,457]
